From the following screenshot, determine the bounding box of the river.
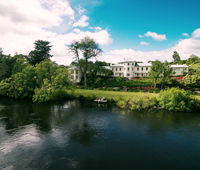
[0,98,200,170]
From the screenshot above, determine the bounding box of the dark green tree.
[172,51,181,63]
[0,54,15,80]
[186,54,200,65]
[28,40,52,65]
[69,37,102,87]
[149,61,172,88]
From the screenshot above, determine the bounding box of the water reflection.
[1,99,200,170]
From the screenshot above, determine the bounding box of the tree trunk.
[84,73,87,87]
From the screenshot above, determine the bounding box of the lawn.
[69,89,157,101]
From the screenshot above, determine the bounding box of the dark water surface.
[1,98,200,170]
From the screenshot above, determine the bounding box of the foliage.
[149,61,172,88]
[69,37,102,87]
[182,74,200,87]
[35,59,58,87]
[33,79,69,103]
[0,54,15,80]
[158,88,199,112]
[33,66,71,102]
[12,54,29,74]
[0,57,72,102]
[0,65,36,99]
[186,54,200,65]
[189,63,200,75]
[28,40,52,65]
[172,51,181,63]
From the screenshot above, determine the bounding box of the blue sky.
[0,0,200,64]
[75,0,200,51]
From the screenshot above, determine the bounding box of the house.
[110,61,188,78]
[69,61,189,82]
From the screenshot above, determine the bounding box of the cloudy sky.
[0,0,200,65]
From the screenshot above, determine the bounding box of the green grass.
[69,89,157,101]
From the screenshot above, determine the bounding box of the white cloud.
[89,26,102,30]
[73,15,89,27]
[140,41,149,46]
[182,33,189,37]
[192,28,200,38]
[99,28,200,64]
[140,31,167,41]
[77,7,86,14]
[0,0,112,65]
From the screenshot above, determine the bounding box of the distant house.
[68,65,81,83]
[110,61,188,78]
[69,61,189,82]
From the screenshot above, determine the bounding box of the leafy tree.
[188,63,200,75]
[160,62,173,88]
[186,54,200,65]
[69,37,102,87]
[35,59,58,87]
[182,74,200,87]
[0,65,36,99]
[172,51,181,63]
[28,40,52,65]
[149,61,172,88]
[12,54,29,74]
[149,61,163,88]
[87,61,113,87]
[0,54,15,80]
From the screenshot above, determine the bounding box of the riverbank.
[68,89,200,112]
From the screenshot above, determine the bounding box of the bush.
[128,96,157,111]
[32,79,70,103]
[157,88,199,112]
[116,96,157,111]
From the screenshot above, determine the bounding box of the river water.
[0,98,200,170]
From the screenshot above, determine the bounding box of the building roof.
[137,63,152,67]
[110,64,124,67]
[170,64,188,68]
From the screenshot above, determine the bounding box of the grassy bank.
[67,89,200,112]
[68,89,158,111]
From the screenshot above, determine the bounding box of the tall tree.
[28,40,52,65]
[149,60,163,88]
[149,61,172,88]
[172,51,181,63]
[69,37,102,87]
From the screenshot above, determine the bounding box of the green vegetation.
[158,88,199,112]
[28,40,53,65]
[69,37,102,87]
[149,60,173,88]
[1,38,200,112]
[68,88,200,112]
[172,51,181,63]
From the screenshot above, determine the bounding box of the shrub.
[157,88,199,112]
[32,79,70,103]
[128,96,157,111]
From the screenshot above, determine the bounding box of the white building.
[69,61,189,82]
[69,66,81,83]
[110,61,188,79]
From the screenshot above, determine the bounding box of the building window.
[120,68,121,71]
[116,68,118,71]
[127,73,130,76]
[137,67,139,71]
[141,73,143,76]
[146,67,148,71]
[128,63,129,65]
[128,67,130,71]
[141,67,143,71]
[132,68,134,71]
